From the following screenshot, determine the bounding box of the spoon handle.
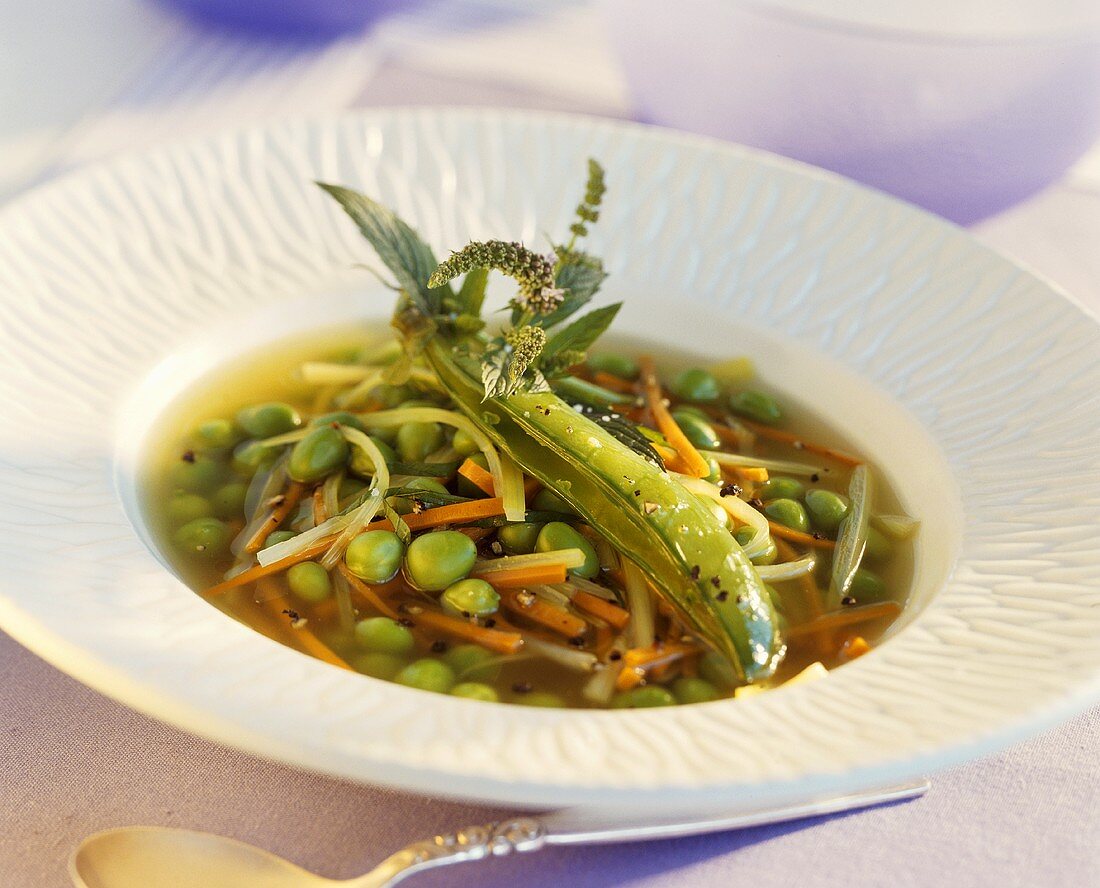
[350,779,929,887]
[348,818,546,888]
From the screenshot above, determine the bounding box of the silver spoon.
[71,779,928,888]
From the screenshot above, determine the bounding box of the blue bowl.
[160,0,426,38]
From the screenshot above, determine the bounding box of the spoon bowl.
[71,827,346,888]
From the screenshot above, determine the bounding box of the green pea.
[672,405,711,421]
[703,455,723,485]
[288,426,349,483]
[338,477,367,502]
[532,488,578,516]
[515,691,565,708]
[357,339,403,366]
[670,368,720,403]
[310,411,366,433]
[587,352,639,379]
[354,616,415,654]
[758,476,805,501]
[451,682,499,702]
[173,517,230,558]
[349,436,395,479]
[211,482,248,519]
[535,522,599,579]
[451,428,481,457]
[169,453,225,493]
[396,421,445,463]
[864,526,892,561]
[444,644,501,681]
[849,568,887,602]
[369,384,415,409]
[498,522,543,555]
[395,658,456,694]
[388,477,449,515]
[455,452,491,499]
[231,440,275,476]
[262,530,296,550]
[189,418,242,452]
[405,530,477,592]
[671,410,722,449]
[441,578,500,617]
[763,498,810,533]
[735,526,777,564]
[345,531,404,584]
[611,686,676,708]
[729,390,782,424]
[236,402,301,439]
[353,651,407,680]
[672,677,720,705]
[166,493,213,524]
[286,561,332,603]
[699,651,738,690]
[805,489,849,534]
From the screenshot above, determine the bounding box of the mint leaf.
[541,303,622,366]
[317,182,447,313]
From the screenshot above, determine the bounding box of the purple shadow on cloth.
[410,800,920,888]
[157,0,435,38]
[600,0,1100,225]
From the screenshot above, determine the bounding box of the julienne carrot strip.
[638,355,709,478]
[457,526,494,543]
[457,458,496,496]
[399,607,525,655]
[337,566,400,619]
[204,538,333,596]
[732,466,769,484]
[767,521,837,550]
[476,564,569,589]
[840,635,872,660]
[501,588,588,638]
[615,642,697,692]
[785,601,901,640]
[591,371,638,395]
[372,497,506,532]
[256,580,354,671]
[572,590,630,630]
[738,419,862,467]
[245,482,306,553]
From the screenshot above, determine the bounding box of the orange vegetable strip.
[638,356,709,478]
[591,371,638,394]
[477,564,569,589]
[337,566,400,619]
[840,635,872,660]
[371,497,505,532]
[738,419,862,467]
[773,537,823,621]
[257,582,354,671]
[204,538,332,595]
[785,602,901,640]
[710,419,756,450]
[457,458,496,495]
[768,521,837,549]
[733,466,769,483]
[457,526,494,543]
[615,642,696,691]
[572,591,630,630]
[501,588,588,638]
[401,608,524,655]
[245,482,306,553]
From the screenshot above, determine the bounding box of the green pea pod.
[416,326,782,682]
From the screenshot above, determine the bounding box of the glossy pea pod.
[419,333,782,682]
